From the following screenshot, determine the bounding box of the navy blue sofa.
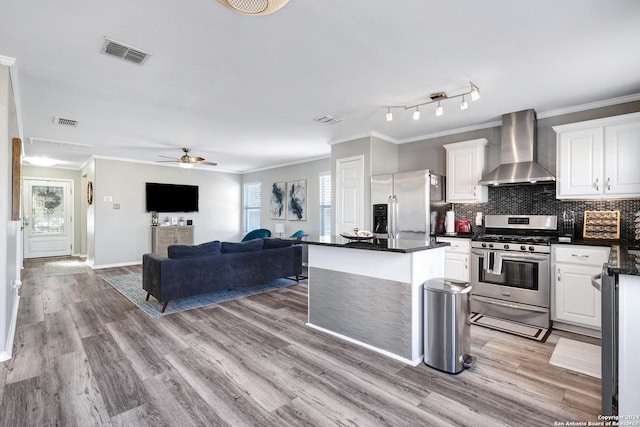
[142,238,302,312]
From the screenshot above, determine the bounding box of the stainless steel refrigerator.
[371,170,445,239]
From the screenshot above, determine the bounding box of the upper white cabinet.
[554,112,640,199]
[443,138,488,203]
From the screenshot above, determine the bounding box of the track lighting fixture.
[383,81,481,121]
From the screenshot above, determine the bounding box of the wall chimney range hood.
[478,109,555,186]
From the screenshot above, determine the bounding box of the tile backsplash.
[452,183,640,242]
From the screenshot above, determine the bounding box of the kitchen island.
[299,236,448,366]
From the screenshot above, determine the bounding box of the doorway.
[23,178,74,258]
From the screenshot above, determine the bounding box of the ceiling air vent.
[103,38,150,65]
[53,116,79,127]
[314,115,342,125]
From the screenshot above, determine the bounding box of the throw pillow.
[262,237,293,249]
[168,240,222,259]
[221,238,264,253]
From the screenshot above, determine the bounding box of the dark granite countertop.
[295,235,449,253]
[606,245,640,276]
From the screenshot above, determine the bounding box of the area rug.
[549,337,601,379]
[100,272,300,317]
[44,259,88,276]
[471,313,549,342]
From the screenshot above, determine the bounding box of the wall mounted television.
[145,182,199,212]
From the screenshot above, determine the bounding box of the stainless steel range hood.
[478,109,555,185]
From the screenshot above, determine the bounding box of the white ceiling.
[2,0,640,172]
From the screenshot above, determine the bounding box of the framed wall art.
[270,181,286,219]
[287,179,306,221]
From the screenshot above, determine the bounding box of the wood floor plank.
[165,348,280,427]
[42,280,67,314]
[16,294,44,326]
[68,300,108,338]
[5,322,45,384]
[0,377,48,427]
[142,369,230,427]
[45,350,112,426]
[44,310,84,363]
[81,334,149,417]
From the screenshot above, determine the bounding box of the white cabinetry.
[443,138,488,203]
[436,237,470,282]
[552,245,610,334]
[554,112,640,199]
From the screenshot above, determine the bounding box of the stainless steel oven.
[470,215,557,329]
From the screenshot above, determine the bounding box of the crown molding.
[328,131,400,146]
[537,93,640,119]
[243,154,331,174]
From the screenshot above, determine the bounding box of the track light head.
[460,97,468,110]
[435,102,443,116]
[385,107,393,122]
[470,83,480,101]
[413,108,420,120]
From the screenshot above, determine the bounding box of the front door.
[23,179,73,258]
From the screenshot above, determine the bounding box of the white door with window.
[23,179,73,258]
[335,156,364,235]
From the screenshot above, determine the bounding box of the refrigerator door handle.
[388,195,397,238]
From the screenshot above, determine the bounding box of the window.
[243,182,261,232]
[319,172,331,237]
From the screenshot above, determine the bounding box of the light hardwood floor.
[0,258,601,426]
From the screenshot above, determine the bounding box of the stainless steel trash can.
[423,278,475,374]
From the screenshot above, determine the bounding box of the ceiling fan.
[158,148,217,168]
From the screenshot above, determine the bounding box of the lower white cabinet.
[552,244,610,332]
[436,237,470,282]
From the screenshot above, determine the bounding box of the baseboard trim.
[0,292,21,362]
[305,322,422,366]
[91,260,142,270]
[552,321,601,339]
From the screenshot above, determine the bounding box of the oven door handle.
[591,273,602,291]
[471,249,548,262]
[471,295,549,313]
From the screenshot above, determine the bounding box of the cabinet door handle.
[557,268,561,281]
[464,258,468,270]
[594,177,599,191]
[473,185,476,197]
[607,177,611,191]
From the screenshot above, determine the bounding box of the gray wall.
[242,157,331,239]
[84,158,242,268]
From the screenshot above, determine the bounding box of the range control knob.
[504,244,510,250]
[520,245,526,251]
[529,246,535,251]
[489,243,494,248]
[481,243,487,248]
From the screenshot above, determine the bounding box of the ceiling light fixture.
[386,107,393,122]
[217,0,289,16]
[383,81,481,121]
[179,162,194,169]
